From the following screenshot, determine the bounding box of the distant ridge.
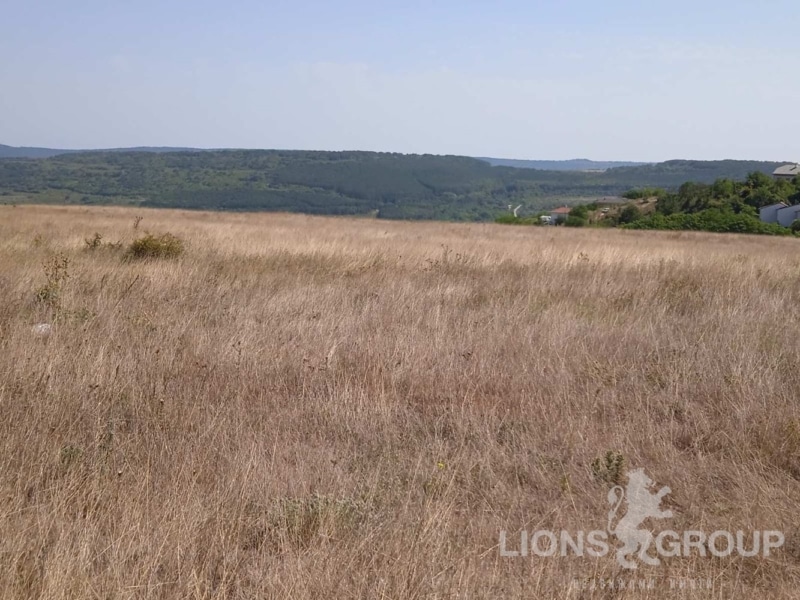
[0,144,75,159]
[2,145,650,170]
[477,157,650,171]
[0,144,203,159]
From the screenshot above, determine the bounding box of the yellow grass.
[2,204,800,598]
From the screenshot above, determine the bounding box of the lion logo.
[607,468,673,569]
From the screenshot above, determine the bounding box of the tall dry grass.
[2,204,800,598]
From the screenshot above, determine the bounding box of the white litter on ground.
[32,323,53,337]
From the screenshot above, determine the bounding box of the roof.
[773,164,800,177]
[760,202,788,211]
[777,205,800,214]
[549,207,572,214]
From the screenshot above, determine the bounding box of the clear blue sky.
[1,0,797,161]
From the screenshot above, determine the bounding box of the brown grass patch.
[1,204,800,598]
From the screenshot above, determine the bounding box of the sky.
[1,0,798,162]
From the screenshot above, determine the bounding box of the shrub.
[84,233,103,250]
[126,233,184,260]
[83,232,123,253]
[268,494,363,549]
[36,253,70,308]
[564,215,586,227]
[59,445,83,468]
[591,450,626,485]
[791,220,800,234]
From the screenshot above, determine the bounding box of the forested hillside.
[0,149,785,220]
[476,157,647,170]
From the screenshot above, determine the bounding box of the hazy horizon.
[0,142,655,163]
[6,143,787,165]
[2,0,798,162]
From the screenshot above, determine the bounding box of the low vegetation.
[125,232,185,260]
[625,209,791,235]
[497,172,800,236]
[3,205,800,597]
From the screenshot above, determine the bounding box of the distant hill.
[0,144,75,159]
[0,148,788,221]
[606,159,787,187]
[477,157,649,171]
[0,144,202,159]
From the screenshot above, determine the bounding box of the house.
[777,204,800,227]
[773,164,800,181]
[549,206,571,224]
[759,202,788,224]
[758,202,800,228]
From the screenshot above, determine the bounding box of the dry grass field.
[3,204,800,599]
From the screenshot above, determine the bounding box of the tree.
[744,171,773,190]
[618,205,643,224]
[570,204,589,219]
[711,178,736,198]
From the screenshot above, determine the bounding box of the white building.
[776,205,800,228]
[549,206,571,224]
[773,164,800,181]
[759,202,788,224]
